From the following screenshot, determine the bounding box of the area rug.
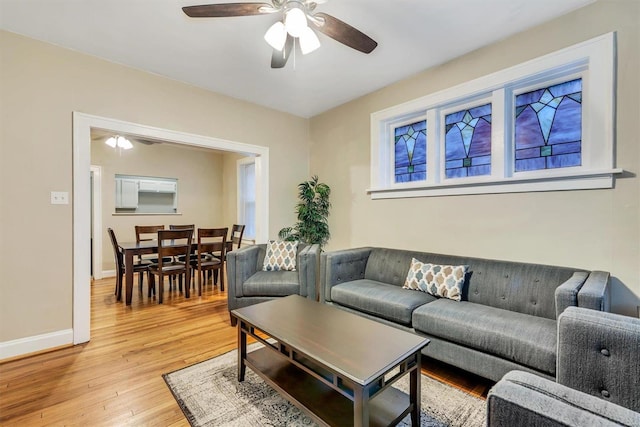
[163,344,486,427]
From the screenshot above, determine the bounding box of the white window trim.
[237,157,256,240]
[370,32,622,199]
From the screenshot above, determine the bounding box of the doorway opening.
[73,112,270,344]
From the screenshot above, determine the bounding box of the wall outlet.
[51,191,69,205]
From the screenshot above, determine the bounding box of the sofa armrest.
[319,247,372,303]
[297,244,320,300]
[554,271,589,318]
[557,306,640,412]
[226,245,261,303]
[578,270,611,312]
[487,371,640,427]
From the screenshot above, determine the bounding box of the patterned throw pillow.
[262,240,298,271]
[402,258,468,301]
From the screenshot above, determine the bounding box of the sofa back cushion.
[364,248,582,320]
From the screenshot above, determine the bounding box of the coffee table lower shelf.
[246,347,411,427]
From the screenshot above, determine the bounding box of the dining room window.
[238,158,256,240]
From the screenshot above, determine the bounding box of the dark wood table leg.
[237,320,247,381]
[410,352,421,425]
[125,250,134,305]
[353,385,370,427]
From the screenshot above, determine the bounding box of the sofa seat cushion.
[331,279,437,325]
[242,271,300,297]
[412,299,557,374]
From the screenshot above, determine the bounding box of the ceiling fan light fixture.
[264,21,287,50]
[117,136,133,150]
[299,27,320,55]
[106,135,133,150]
[284,5,307,37]
[105,136,117,148]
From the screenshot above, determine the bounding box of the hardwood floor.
[0,275,493,426]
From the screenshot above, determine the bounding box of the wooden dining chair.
[135,224,165,242]
[135,224,165,263]
[108,228,152,301]
[169,224,195,236]
[225,224,246,254]
[148,229,193,304]
[191,227,228,295]
[136,224,173,293]
[169,225,197,287]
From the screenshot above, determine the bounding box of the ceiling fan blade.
[311,12,377,54]
[271,35,294,68]
[182,3,275,18]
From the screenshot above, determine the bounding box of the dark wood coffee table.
[232,295,429,426]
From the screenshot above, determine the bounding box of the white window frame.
[237,157,256,240]
[369,32,621,199]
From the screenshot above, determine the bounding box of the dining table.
[117,240,160,305]
[117,239,200,305]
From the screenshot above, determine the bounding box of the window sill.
[368,168,624,199]
[112,212,182,216]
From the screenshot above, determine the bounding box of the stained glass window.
[394,120,427,183]
[515,79,582,172]
[445,104,492,178]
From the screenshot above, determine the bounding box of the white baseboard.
[101,269,116,278]
[0,329,74,361]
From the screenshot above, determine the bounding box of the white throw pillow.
[403,258,468,301]
[262,240,298,271]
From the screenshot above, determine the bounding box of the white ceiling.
[0,0,595,118]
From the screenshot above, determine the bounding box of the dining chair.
[169,225,198,287]
[135,224,166,263]
[135,224,165,242]
[169,224,195,235]
[136,224,174,293]
[148,229,193,304]
[225,224,246,254]
[191,227,228,295]
[108,228,152,301]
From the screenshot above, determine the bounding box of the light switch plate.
[51,191,69,205]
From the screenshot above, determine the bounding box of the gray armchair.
[226,242,320,325]
[487,307,640,426]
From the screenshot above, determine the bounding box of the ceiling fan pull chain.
[293,37,297,70]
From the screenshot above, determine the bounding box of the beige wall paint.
[0,30,309,343]
[310,0,640,315]
[92,139,225,272]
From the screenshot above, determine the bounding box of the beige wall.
[0,30,309,342]
[92,139,226,272]
[310,0,640,315]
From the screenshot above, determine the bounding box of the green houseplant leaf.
[278,176,331,248]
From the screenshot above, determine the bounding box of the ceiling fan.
[182,0,378,68]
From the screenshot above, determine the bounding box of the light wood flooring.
[0,275,493,426]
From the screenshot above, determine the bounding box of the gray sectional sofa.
[320,247,610,382]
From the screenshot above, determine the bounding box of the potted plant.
[279,175,331,248]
